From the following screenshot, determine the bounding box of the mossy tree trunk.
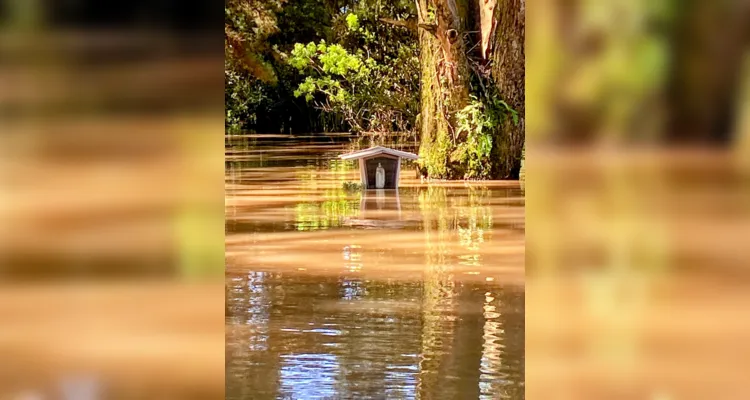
[417,0,472,179]
[417,0,525,179]
[489,0,525,179]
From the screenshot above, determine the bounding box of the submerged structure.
[338,146,419,189]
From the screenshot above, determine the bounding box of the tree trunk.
[417,0,472,179]
[417,0,525,179]
[489,0,525,179]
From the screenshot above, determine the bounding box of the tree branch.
[378,17,418,31]
[378,16,437,37]
[418,23,438,35]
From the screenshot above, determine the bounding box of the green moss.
[416,0,522,180]
[490,119,520,179]
[420,79,521,179]
[417,33,448,178]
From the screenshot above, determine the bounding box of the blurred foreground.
[0,3,225,396]
[527,0,750,398]
[526,148,750,399]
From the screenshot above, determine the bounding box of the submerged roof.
[338,146,419,161]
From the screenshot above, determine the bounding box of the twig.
[378,17,418,31]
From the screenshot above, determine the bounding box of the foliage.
[225,64,265,133]
[450,95,519,179]
[342,181,363,192]
[289,39,370,131]
[225,0,342,134]
[345,13,360,31]
[288,10,419,135]
[225,0,284,133]
[225,0,419,135]
[225,0,284,83]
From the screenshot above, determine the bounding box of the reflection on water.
[226,135,525,399]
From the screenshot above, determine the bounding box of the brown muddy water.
[225,135,525,399]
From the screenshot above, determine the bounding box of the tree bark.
[417,0,525,179]
[417,0,472,179]
[489,0,525,179]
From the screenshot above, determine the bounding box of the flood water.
[225,135,525,399]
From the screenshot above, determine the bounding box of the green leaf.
[345,13,360,31]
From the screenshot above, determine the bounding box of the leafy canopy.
[288,11,419,134]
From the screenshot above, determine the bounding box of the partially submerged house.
[338,146,419,189]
